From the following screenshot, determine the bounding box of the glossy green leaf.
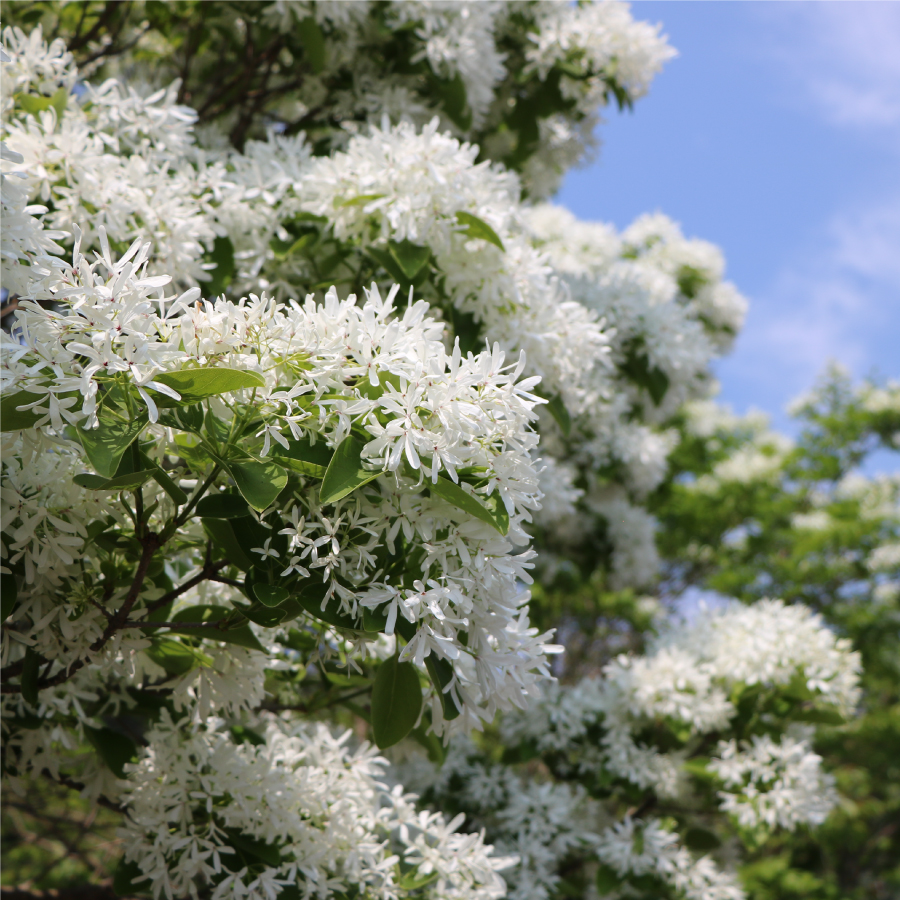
[596,864,622,895]
[253,583,291,607]
[148,464,188,505]
[84,725,138,779]
[1,390,45,431]
[202,518,254,571]
[1,572,18,621]
[793,707,846,726]
[145,638,212,676]
[429,476,505,534]
[227,459,288,511]
[319,435,382,504]
[684,827,722,851]
[297,15,326,72]
[371,656,423,749]
[222,828,283,868]
[21,647,41,707]
[74,469,156,491]
[15,87,68,117]
[388,239,431,281]
[366,244,407,284]
[204,235,235,298]
[151,367,265,406]
[455,211,505,251]
[338,193,386,208]
[425,654,460,721]
[78,414,147,478]
[168,605,265,652]
[484,492,510,535]
[363,605,389,633]
[296,583,361,631]
[273,436,333,478]
[196,491,250,519]
[113,858,150,897]
[545,393,571,436]
[240,605,288,628]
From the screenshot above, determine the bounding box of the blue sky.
[556,2,900,443]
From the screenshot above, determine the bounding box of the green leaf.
[338,193,386,208]
[78,414,147,478]
[151,368,265,406]
[371,656,423,749]
[296,583,361,631]
[113,859,150,897]
[270,231,316,259]
[83,725,138,779]
[202,518,254,571]
[429,476,506,534]
[410,722,446,765]
[596,864,622,895]
[230,725,266,746]
[363,605,389,633]
[240,605,288,628]
[273,436,333,478]
[196,491,250,519]
[15,87,68,117]
[484,492,510,535]
[21,647,41,707]
[297,15,327,73]
[388,239,431,281]
[253,583,291,607]
[684,827,722,851]
[794,707,846,726]
[204,235,235,298]
[228,459,289,511]
[169,605,265,652]
[545,393,571,436]
[425,654,460,721]
[455,211,505,251]
[1,390,44,431]
[147,463,188,505]
[399,869,440,891]
[319,435,382,504]
[222,828,283,868]
[73,469,156,491]
[430,72,471,130]
[1,572,18,622]
[144,638,212,676]
[620,340,670,406]
[366,244,408,284]
[158,404,204,433]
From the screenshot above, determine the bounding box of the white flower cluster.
[595,817,744,900]
[520,3,675,196]
[1,213,559,728]
[292,119,613,427]
[255,1,673,197]
[1,25,215,290]
[709,733,838,832]
[502,599,859,799]
[398,739,600,900]
[120,715,513,900]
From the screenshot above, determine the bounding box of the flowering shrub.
[0,6,887,900]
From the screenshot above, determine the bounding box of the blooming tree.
[0,5,883,900]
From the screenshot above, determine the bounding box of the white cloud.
[758,3,900,135]
[718,193,900,419]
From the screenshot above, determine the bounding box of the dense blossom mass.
[0,5,887,900]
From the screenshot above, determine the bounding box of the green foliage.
[319,435,381,504]
[371,656,423,749]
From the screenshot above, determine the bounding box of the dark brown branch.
[142,557,229,615]
[2,534,159,696]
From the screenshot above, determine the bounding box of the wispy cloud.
[758,3,900,136]
[719,192,900,420]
